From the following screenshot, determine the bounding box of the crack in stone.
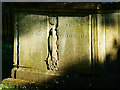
[45,16,59,71]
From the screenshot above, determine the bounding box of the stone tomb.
[11,13,92,83]
[2,2,120,88]
[4,12,119,88]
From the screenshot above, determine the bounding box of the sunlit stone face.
[14,13,92,74]
[14,13,48,72]
[58,16,91,73]
[14,12,120,78]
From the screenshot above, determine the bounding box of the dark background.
[2,3,14,80]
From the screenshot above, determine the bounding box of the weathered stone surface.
[12,13,93,82]
[11,11,120,87]
[14,13,48,72]
[97,14,106,63]
[58,16,91,73]
[105,13,119,62]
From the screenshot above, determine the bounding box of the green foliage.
[0,83,16,89]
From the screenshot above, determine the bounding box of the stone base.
[2,78,34,87]
[9,67,94,88]
[3,67,120,88]
[11,67,62,83]
[2,78,54,89]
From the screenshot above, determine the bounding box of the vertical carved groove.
[56,16,59,62]
[91,15,94,73]
[14,70,17,79]
[45,16,59,71]
[16,14,19,69]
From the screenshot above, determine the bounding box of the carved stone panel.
[18,13,48,72]
[58,16,91,73]
[14,14,92,76]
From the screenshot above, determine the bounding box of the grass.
[0,83,15,89]
[0,83,23,89]
[0,83,46,89]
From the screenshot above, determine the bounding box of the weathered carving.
[45,16,59,71]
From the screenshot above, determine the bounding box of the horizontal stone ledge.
[2,78,34,87]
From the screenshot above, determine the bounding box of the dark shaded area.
[2,3,14,80]
[104,39,120,75]
[47,52,120,88]
[19,56,120,89]
[5,2,120,10]
[100,13,117,27]
[99,2,120,10]
[104,14,116,27]
[2,38,14,80]
[2,2,120,16]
